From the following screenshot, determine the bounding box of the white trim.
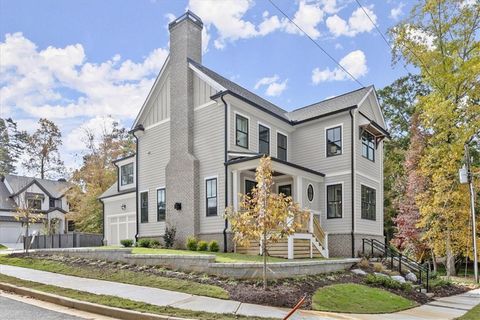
[257,121,271,155]
[139,190,149,224]
[144,118,170,131]
[356,171,381,185]
[352,111,357,233]
[194,100,216,112]
[325,170,351,177]
[119,162,135,191]
[101,192,136,203]
[306,183,315,203]
[188,62,226,92]
[324,123,344,158]
[357,87,374,108]
[227,102,231,151]
[325,181,344,220]
[105,211,136,219]
[234,111,250,149]
[228,152,258,158]
[275,130,288,160]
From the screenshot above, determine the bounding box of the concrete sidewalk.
[1,264,479,319]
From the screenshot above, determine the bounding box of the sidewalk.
[1,264,479,319]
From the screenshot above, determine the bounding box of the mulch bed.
[9,253,471,310]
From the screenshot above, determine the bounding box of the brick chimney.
[165,11,202,247]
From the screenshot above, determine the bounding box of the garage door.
[0,222,23,244]
[106,213,135,246]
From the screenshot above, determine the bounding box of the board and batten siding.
[193,73,218,107]
[137,121,170,237]
[137,67,171,128]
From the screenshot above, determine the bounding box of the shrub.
[163,227,176,248]
[209,240,220,252]
[150,239,161,248]
[138,238,152,248]
[357,257,370,269]
[365,274,412,292]
[120,239,134,248]
[373,262,384,273]
[186,236,198,251]
[431,278,452,289]
[197,240,208,251]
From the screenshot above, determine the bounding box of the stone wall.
[328,233,386,258]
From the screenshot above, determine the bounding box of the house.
[0,174,72,248]
[100,11,388,258]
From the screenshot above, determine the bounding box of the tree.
[0,118,27,176]
[23,118,65,179]
[67,119,135,233]
[391,0,480,276]
[225,156,309,289]
[14,195,43,253]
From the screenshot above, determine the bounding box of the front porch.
[227,155,329,259]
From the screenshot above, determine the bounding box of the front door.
[278,184,292,197]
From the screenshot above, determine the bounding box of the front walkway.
[0,264,479,319]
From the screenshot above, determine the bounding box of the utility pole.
[463,144,478,283]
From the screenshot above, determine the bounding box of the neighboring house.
[0,174,72,247]
[100,11,389,258]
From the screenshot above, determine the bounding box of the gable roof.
[3,175,72,199]
[98,183,135,200]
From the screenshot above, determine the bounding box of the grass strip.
[0,256,229,299]
[457,303,480,320]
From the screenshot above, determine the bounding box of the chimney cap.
[168,10,203,30]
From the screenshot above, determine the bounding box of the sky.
[0,0,414,175]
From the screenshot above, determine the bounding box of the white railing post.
[309,211,314,233]
[288,236,294,259]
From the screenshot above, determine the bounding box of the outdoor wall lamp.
[174,202,182,210]
[121,204,126,210]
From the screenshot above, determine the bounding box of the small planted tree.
[226,156,308,289]
[15,195,43,253]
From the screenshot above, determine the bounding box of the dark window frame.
[67,220,75,232]
[361,185,376,221]
[28,198,42,210]
[235,114,249,149]
[206,178,218,217]
[258,124,270,155]
[361,130,376,162]
[140,191,148,223]
[307,184,314,202]
[326,184,343,219]
[120,163,134,186]
[49,198,55,208]
[277,132,287,161]
[278,184,292,197]
[245,179,256,196]
[157,188,166,222]
[326,126,342,157]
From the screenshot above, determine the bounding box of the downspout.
[130,124,144,242]
[349,109,355,258]
[221,94,229,253]
[100,199,105,245]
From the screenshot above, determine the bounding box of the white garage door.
[106,213,135,246]
[0,222,23,244]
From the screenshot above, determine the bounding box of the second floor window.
[361,185,376,220]
[140,191,148,223]
[362,131,375,162]
[49,198,55,208]
[326,126,342,157]
[327,184,342,219]
[28,198,42,210]
[258,124,270,155]
[157,188,166,221]
[277,133,287,161]
[206,178,217,216]
[121,163,134,186]
[236,114,248,148]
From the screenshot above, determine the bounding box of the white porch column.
[288,236,294,259]
[295,175,303,206]
[232,170,239,211]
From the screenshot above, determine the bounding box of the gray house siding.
[138,66,171,128]
[193,73,218,107]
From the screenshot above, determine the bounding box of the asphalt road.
[0,295,84,320]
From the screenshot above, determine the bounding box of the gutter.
[221,94,229,253]
[349,109,355,258]
[129,124,145,242]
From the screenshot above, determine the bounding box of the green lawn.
[312,283,417,313]
[0,256,229,299]
[0,244,7,250]
[457,303,480,320]
[0,273,274,320]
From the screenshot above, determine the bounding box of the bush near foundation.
[209,240,219,252]
[197,240,208,251]
[186,236,198,251]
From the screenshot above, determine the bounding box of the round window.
[307,184,314,202]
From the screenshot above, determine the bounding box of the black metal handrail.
[362,238,430,292]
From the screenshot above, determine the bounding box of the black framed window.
[327,184,342,219]
[277,133,287,161]
[245,179,256,196]
[258,124,270,155]
[236,114,248,148]
[326,126,342,157]
[121,163,134,185]
[361,185,376,220]
[307,184,314,202]
[49,198,55,208]
[157,188,166,221]
[206,178,217,216]
[67,220,75,232]
[140,191,148,223]
[27,199,42,210]
[361,131,375,161]
[278,184,292,197]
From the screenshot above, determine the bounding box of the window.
[140,191,148,223]
[327,184,342,219]
[362,131,375,161]
[326,126,342,157]
[361,185,376,220]
[28,198,42,210]
[206,178,217,216]
[278,184,292,197]
[157,188,166,221]
[49,198,55,208]
[258,124,270,155]
[67,220,75,232]
[236,114,248,148]
[121,163,134,186]
[307,184,314,202]
[277,133,287,161]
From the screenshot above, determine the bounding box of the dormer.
[113,154,136,192]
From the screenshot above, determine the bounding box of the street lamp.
[459,144,478,283]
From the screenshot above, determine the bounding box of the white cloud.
[403,25,436,51]
[254,75,288,97]
[389,2,405,20]
[311,50,368,83]
[64,116,120,152]
[326,6,376,37]
[0,32,168,120]
[283,1,324,39]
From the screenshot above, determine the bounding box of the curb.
[0,282,194,320]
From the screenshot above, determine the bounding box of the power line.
[267,0,366,88]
